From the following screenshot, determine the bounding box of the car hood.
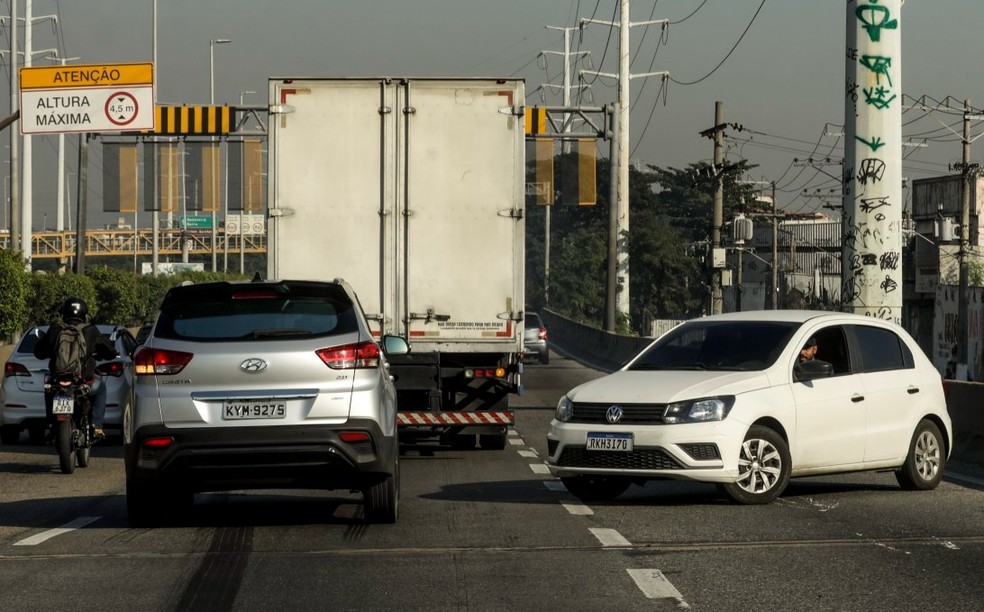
[566,369,772,404]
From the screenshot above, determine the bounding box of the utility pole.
[540,25,591,307]
[957,99,973,376]
[9,0,19,258]
[581,3,668,328]
[771,181,779,310]
[710,102,725,315]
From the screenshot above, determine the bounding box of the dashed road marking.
[14,516,101,546]
[529,463,551,475]
[509,438,525,446]
[589,527,631,547]
[561,502,593,515]
[518,450,538,458]
[627,569,690,609]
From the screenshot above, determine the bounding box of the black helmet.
[60,297,88,323]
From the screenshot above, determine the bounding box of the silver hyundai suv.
[124,279,409,525]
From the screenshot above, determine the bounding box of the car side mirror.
[794,360,834,382]
[381,335,410,356]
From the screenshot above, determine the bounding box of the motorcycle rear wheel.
[56,419,76,474]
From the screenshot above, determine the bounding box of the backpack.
[52,324,89,376]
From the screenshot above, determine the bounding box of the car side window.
[850,325,913,372]
[806,325,853,375]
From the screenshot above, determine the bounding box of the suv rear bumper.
[125,419,397,493]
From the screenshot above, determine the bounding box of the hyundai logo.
[605,405,624,424]
[240,358,268,373]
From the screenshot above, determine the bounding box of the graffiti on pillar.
[857,162,886,186]
[859,56,893,86]
[855,0,898,43]
[879,251,899,271]
[856,135,886,152]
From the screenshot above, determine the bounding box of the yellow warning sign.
[20,62,154,90]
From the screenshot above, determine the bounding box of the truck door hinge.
[499,106,524,117]
[268,208,295,218]
[270,104,295,115]
[408,309,450,324]
[379,106,392,115]
[498,208,523,220]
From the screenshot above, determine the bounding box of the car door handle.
[907,387,919,394]
[851,394,865,403]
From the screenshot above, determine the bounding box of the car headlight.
[663,396,734,424]
[556,396,574,422]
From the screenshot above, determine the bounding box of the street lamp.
[209,38,231,105]
[209,38,231,272]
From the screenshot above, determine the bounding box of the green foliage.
[0,250,31,340]
[30,273,97,326]
[87,266,142,326]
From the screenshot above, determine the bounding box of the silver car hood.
[566,369,772,404]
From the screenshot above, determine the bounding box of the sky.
[2,0,983,230]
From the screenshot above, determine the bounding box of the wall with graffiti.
[933,284,983,381]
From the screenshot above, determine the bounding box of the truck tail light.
[317,342,380,369]
[464,367,507,379]
[134,348,194,375]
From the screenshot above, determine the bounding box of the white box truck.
[267,77,526,450]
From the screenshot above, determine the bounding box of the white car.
[1,325,137,445]
[546,310,952,504]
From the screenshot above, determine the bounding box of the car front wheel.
[721,425,791,505]
[895,419,945,491]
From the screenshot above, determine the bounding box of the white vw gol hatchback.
[546,311,952,504]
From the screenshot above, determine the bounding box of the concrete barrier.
[540,309,983,467]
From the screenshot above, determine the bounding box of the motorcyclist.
[33,297,118,440]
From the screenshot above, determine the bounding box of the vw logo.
[605,405,624,424]
[240,358,268,373]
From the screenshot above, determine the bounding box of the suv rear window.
[155,281,359,342]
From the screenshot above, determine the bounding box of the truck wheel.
[363,463,399,524]
[480,433,507,450]
[443,433,476,450]
[0,425,20,445]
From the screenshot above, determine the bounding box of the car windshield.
[155,282,359,342]
[628,320,800,372]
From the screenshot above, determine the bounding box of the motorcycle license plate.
[52,395,74,415]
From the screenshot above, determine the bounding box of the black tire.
[479,433,507,450]
[895,419,945,491]
[27,425,47,445]
[127,479,193,527]
[363,463,399,524]
[560,475,631,501]
[539,351,549,365]
[447,434,477,450]
[0,425,20,445]
[721,425,791,505]
[56,420,76,474]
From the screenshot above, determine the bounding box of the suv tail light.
[317,342,380,369]
[134,347,194,375]
[538,326,548,341]
[4,362,30,377]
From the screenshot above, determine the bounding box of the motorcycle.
[45,373,94,474]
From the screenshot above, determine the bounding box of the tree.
[0,250,31,340]
[88,266,142,326]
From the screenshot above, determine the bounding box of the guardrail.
[0,229,267,258]
[540,308,984,468]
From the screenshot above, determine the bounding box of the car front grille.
[556,446,684,470]
[570,402,666,424]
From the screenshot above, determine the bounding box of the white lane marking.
[589,527,631,547]
[560,502,593,515]
[529,463,551,475]
[14,516,101,546]
[627,569,690,609]
[507,429,520,437]
[518,450,538,458]
[543,480,566,492]
[509,438,525,446]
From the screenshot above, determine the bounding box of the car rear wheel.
[560,475,631,501]
[895,419,945,491]
[721,425,790,504]
[363,463,399,524]
[127,480,193,527]
[0,425,20,445]
[28,425,47,445]
[539,352,549,365]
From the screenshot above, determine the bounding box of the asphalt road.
[1,350,984,611]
